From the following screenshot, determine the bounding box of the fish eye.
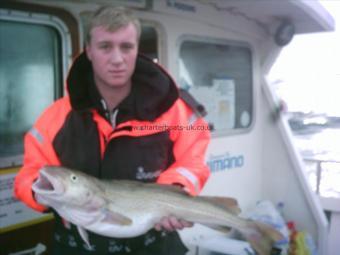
[70,174,78,182]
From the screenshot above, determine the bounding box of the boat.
[0,0,337,254]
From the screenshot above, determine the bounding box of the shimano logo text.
[207,153,244,173]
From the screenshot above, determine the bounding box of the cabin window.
[0,18,64,167]
[179,39,253,134]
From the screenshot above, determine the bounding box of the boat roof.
[210,0,335,34]
[12,0,335,35]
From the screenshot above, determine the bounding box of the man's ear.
[85,44,92,61]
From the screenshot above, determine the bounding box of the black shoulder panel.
[53,110,101,177]
[178,89,207,117]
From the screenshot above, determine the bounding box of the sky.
[268,0,340,116]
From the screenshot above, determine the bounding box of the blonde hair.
[86,6,141,44]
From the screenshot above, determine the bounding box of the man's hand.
[154,216,193,232]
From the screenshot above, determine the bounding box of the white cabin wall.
[152,0,268,41]
[202,137,264,209]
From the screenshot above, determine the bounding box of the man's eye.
[99,44,110,50]
[121,44,134,51]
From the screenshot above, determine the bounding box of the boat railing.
[303,157,340,255]
[303,157,340,197]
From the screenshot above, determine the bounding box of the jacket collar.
[66,52,179,121]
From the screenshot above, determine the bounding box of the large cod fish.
[32,166,283,255]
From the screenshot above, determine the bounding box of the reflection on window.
[179,40,253,132]
[0,20,62,162]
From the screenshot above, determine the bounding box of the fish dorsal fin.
[155,183,189,195]
[101,208,133,226]
[200,196,241,215]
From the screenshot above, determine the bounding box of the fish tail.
[240,220,284,255]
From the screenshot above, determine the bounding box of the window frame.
[139,19,166,65]
[0,8,72,168]
[176,34,255,137]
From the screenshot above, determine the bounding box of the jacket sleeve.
[157,99,211,195]
[13,100,66,212]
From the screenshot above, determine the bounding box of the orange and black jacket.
[14,53,211,213]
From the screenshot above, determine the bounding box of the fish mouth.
[32,167,64,195]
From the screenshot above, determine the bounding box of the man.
[14,6,210,255]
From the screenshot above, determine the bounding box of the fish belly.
[85,213,159,238]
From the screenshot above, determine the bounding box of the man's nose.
[110,48,123,64]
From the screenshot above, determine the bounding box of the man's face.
[86,23,138,89]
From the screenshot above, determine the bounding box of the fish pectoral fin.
[201,196,241,215]
[101,209,133,226]
[77,226,90,247]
